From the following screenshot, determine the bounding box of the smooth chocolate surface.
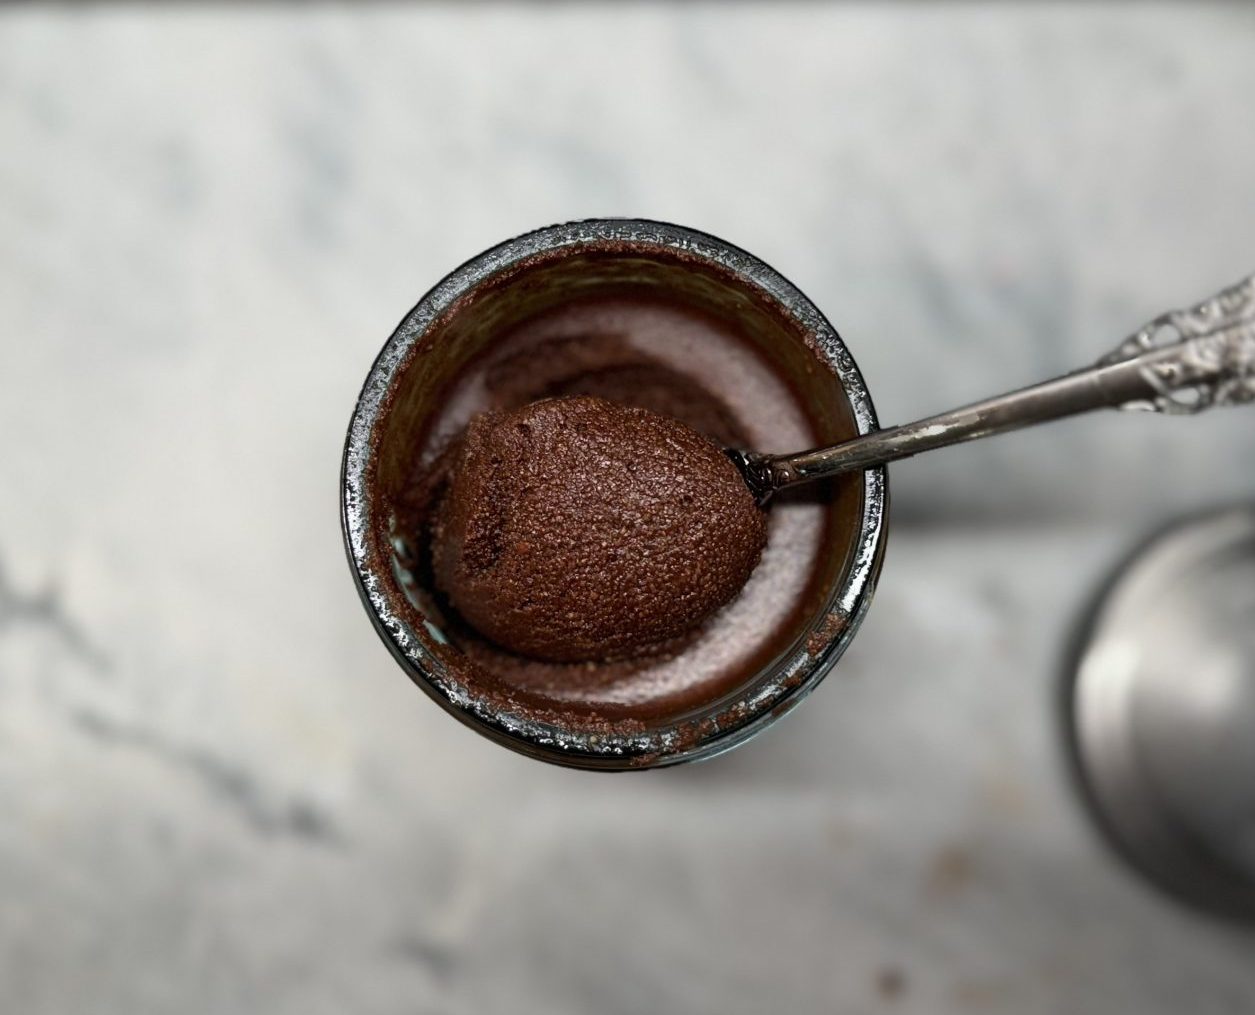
[432,396,768,662]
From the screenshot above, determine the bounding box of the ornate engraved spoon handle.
[1099,272,1255,414]
[735,273,1255,500]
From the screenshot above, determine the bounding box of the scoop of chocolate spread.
[432,395,768,663]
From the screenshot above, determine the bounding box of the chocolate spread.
[389,294,855,725]
[432,396,768,662]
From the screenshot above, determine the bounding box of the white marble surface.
[2,5,1254,1014]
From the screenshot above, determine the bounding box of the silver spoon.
[730,273,1255,503]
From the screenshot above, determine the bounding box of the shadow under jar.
[342,220,887,768]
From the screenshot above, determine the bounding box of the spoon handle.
[745,272,1255,497]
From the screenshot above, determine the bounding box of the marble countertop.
[2,5,1253,1013]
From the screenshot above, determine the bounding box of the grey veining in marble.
[1,4,1254,1014]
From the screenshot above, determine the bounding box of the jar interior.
[366,244,867,737]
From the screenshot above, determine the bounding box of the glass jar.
[341,219,887,769]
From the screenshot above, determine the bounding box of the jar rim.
[341,218,888,769]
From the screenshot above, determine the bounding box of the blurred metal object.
[736,273,1255,501]
[1066,506,1255,921]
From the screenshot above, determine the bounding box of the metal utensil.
[732,273,1255,502]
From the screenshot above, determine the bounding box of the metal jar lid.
[1066,506,1255,920]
